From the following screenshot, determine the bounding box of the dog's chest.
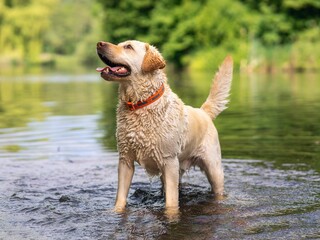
[117,114,166,174]
[118,112,162,152]
[117,107,185,167]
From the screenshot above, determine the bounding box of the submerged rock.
[59,195,70,203]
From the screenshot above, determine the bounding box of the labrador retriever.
[96,40,233,212]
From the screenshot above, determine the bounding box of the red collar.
[126,83,165,111]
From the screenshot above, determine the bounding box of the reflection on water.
[0,71,319,239]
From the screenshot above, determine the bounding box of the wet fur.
[96,40,233,210]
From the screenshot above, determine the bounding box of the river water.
[0,69,319,239]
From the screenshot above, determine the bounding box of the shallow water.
[0,70,319,239]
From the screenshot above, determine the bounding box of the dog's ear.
[142,44,166,73]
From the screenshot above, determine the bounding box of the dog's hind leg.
[199,143,224,195]
[202,156,224,195]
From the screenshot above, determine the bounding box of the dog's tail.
[201,56,233,120]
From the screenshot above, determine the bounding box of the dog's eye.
[124,44,134,50]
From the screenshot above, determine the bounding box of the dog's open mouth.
[96,53,131,77]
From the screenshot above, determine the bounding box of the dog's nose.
[97,41,107,48]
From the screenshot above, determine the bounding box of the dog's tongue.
[96,67,107,72]
[96,66,127,73]
[96,66,128,74]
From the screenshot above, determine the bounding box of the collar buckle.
[127,101,135,111]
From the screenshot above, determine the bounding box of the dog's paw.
[164,206,180,222]
[113,205,126,213]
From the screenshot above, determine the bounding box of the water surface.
[0,70,319,239]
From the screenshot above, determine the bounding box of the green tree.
[0,0,101,66]
[97,0,155,42]
[43,0,96,55]
[151,0,204,67]
[97,0,320,71]
[98,0,205,67]
[0,0,56,63]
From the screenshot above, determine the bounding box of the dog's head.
[96,40,166,82]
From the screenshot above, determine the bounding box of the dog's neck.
[118,70,167,104]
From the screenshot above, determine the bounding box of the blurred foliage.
[0,0,55,64]
[0,0,101,66]
[0,0,320,71]
[98,0,320,72]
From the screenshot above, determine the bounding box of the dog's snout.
[97,41,107,48]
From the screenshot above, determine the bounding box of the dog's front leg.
[162,157,179,209]
[114,159,134,211]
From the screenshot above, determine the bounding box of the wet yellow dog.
[96,40,233,212]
